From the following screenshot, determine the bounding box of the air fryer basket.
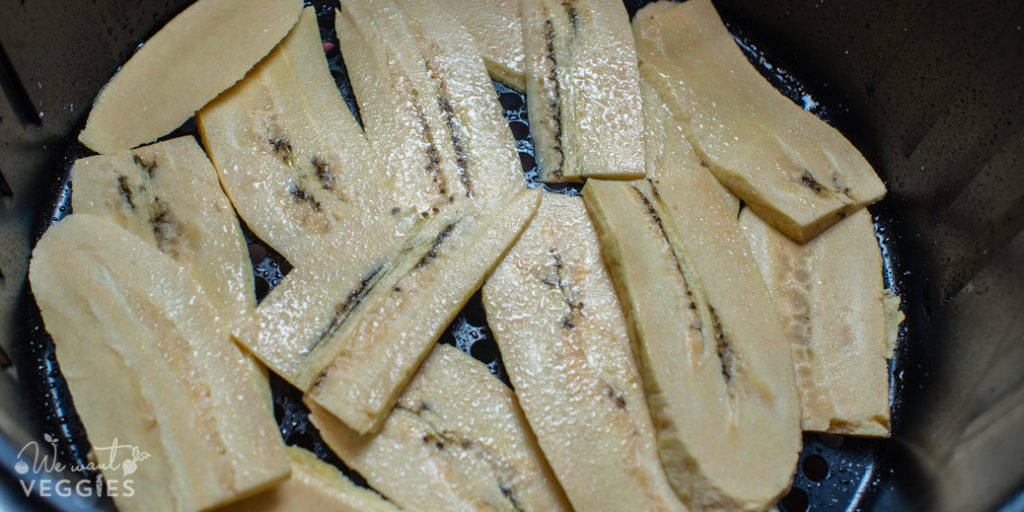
[1,1,1022,511]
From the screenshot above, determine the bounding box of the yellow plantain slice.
[80,0,302,153]
[29,215,288,512]
[741,208,901,437]
[633,0,886,242]
[200,7,394,267]
[442,0,526,90]
[581,91,800,510]
[521,0,645,182]
[308,344,572,512]
[483,193,686,512]
[71,136,254,321]
[220,446,401,512]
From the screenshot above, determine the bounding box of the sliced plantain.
[71,136,254,321]
[740,207,901,437]
[220,446,401,512]
[337,0,525,216]
[633,0,886,242]
[444,0,526,90]
[80,0,302,153]
[521,0,645,182]
[308,344,572,512]
[29,215,288,512]
[304,189,540,433]
[581,93,800,510]
[199,7,394,267]
[483,193,686,512]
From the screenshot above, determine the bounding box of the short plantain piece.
[521,0,646,182]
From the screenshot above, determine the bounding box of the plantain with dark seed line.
[483,193,687,512]
[308,344,571,512]
[633,0,886,242]
[72,136,254,322]
[200,7,396,268]
[29,215,288,512]
[521,0,645,182]
[581,91,800,511]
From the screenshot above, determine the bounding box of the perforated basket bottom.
[12,6,908,512]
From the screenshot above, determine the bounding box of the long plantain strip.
[483,193,686,512]
[581,90,800,510]
[71,136,254,321]
[29,215,288,512]
[633,0,886,242]
[308,344,572,512]
[521,0,645,182]
[741,208,901,436]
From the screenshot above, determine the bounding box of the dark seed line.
[800,169,824,194]
[269,135,298,168]
[708,304,734,384]
[542,250,583,329]
[417,222,457,268]
[288,184,322,212]
[561,0,580,31]
[542,19,565,179]
[132,154,156,177]
[423,55,474,198]
[117,175,135,209]
[149,198,178,253]
[634,184,701,327]
[309,264,386,353]
[311,156,335,191]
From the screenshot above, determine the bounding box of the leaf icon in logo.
[122,459,137,476]
[43,434,55,444]
[14,460,29,475]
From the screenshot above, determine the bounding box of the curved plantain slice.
[29,215,288,512]
[79,0,302,153]
[308,344,572,512]
[521,0,645,182]
[633,0,886,242]
[444,0,526,91]
[581,92,800,510]
[305,190,540,433]
[483,193,686,512]
[71,136,254,321]
[199,7,395,267]
[221,446,401,512]
[741,208,900,437]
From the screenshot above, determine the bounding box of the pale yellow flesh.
[308,344,572,512]
[741,208,896,437]
[29,215,288,512]
[440,0,526,90]
[521,0,645,182]
[199,8,394,268]
[582,93,800,510]
[633,0,886,242]
[483,194,686,512]
[79,0,302,153]
[71,136,254,321]
[306,190,540,433]
[220,446,401,512]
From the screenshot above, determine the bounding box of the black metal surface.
[0,0,1022,511]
